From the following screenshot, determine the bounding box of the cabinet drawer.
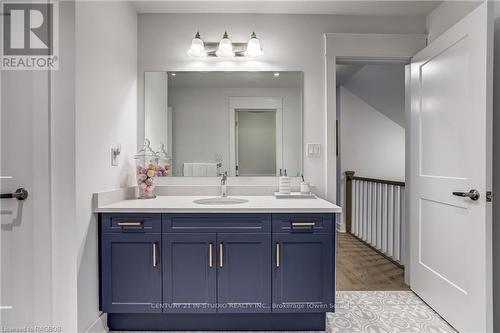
[272,214,333,233]
[163,214,271,233]
[101,214,161,233]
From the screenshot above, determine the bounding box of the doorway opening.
[335,60,409,291]
[235,110,277,176]
[229,96,283,177]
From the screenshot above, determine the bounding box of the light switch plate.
[111,144,121,166]
[307,143,321,157]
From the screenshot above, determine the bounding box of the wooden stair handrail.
[344,171,405,233]
[351,175,405,187]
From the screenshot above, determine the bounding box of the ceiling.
[336,64,363,86]
[133,1,442,16]
[167,71,303,89]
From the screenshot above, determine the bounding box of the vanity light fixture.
[171,73,176,77]
[216,31,235,58]
[187,31,207,58]
[244,32,264,58]
[273,72,280,77]
[187,31,264,58]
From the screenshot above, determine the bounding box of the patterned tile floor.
[328,291,456,333]
[113,291,456,333]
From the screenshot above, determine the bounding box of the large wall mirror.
[144,71,303,177]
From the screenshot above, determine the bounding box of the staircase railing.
[345,171,405,266]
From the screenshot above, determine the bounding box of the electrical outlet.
[307,143,321,157]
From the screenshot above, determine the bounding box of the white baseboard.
[85,313,108,333]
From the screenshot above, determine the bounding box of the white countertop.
[95,195,342,214]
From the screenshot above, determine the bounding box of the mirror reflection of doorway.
[235,110,277,176]
[229,96,284,177]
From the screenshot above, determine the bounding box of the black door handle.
[0,188,28,200]
[452,189,480,201]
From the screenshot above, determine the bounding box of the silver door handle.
[453,189,480,201]
[291,222,315,227]
[219,242,224,268]
[0,188,28,200]
[209,242,213,268]
[152,242,158,268]
[117,221,143,227]
[276,242,280,268]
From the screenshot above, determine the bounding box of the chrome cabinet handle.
[117,221,143,227]
[0,188,28,201]
[276,242,280,268]
[291,222,315,227]
[152,242,158,268]
[219,242,224,268]
[453,189,480,201]
[209,242,213,268]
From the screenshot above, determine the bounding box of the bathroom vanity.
[99,69,341,330]
[97,196,340,331]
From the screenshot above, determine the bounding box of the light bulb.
[187,32,206,58]
[244,32,263,58]
[216,31,234,58]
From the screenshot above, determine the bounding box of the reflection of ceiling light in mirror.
[244,32,263,58]
[216,31,235,58]
[171,73,176,76]
[187,32,207,58]
[273,72,280,77]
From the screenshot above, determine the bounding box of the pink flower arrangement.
[156,163,171,177]
[136,163,156,198]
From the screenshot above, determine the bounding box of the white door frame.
[324,33,427,283]
[229,97,283,177]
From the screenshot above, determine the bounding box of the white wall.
[169,87,301,176]
[338,87,405,231]
[75,2,138,332]
[426,1,481,44]
[493,3,500,332]
[138,13,426,196]
[343,64,406,127]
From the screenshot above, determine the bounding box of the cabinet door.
[101,233,162,313]
[272,233,334,313]
[217,233,271,313]
[163,233,217,313]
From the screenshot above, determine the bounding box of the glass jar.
[134,139,159,199]
[156,144,173,177]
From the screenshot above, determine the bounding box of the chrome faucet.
[220,171,228,197]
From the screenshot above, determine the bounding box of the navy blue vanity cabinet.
[100,213,162,313]
[162,214,272,314]
[101,233,162,313]
[272,214,335,313]
[101,212,336,331]
[217,233,272,313]
[162,233,217,313]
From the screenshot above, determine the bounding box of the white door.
[409,2,493,332]
[0,67,52,326]
[236,110,277,176]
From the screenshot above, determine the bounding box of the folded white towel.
[183,163,218,177]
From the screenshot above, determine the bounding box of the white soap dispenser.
[279,169,291,195]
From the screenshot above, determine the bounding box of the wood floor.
[336,232,409,291]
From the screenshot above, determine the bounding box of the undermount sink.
[193,197,249,205]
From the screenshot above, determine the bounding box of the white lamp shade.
[244,35,263,58]
[216,32,234,58]
[187,34,206,57]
